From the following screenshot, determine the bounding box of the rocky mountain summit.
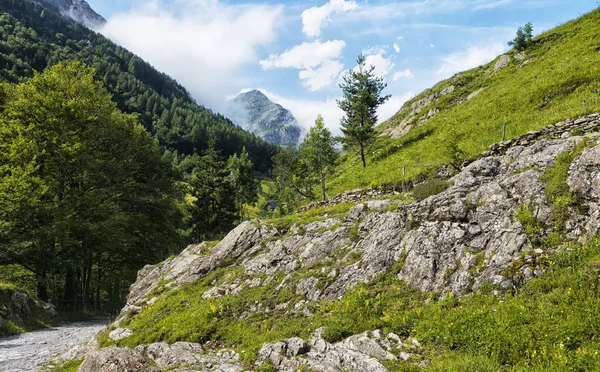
[63,115,600,370]
[225,90,302,147]
[37,0,106,28]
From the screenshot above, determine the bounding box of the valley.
[1,0,600,371]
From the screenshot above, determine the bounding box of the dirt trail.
[0,321,106,372]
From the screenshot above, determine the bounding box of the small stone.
[285,337,310,357]
[407,337,421,349]
[387,332,402,344]
[399,351,412,361]
[109,328,133,342]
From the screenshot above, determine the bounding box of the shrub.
[508,22,534,51]
[412,178,450,201]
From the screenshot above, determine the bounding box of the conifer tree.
[508,22,534,51]
[189,138,237,241]
[337,54,390,168]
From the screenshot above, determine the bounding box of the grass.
[411,178,450,201]
[265,202,355,231]
[47,360,83,372]
[329,8,600,194]
[105,226,600,370]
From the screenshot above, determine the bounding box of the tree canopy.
[300,115,338,201]
[0,61,183,309]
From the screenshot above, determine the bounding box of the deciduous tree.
[301,115,338,201]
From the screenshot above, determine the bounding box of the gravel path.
[0,321,106,372]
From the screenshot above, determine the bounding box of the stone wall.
[484,112,600,156]
[299,112,600,213]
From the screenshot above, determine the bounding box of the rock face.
[224,90,302,147]
[38,0,106,28]
[74,123,600,370]
[0,286,57,336]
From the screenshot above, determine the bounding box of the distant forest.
[0,0,277,175]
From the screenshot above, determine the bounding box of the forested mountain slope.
[0,0,277,173]
[330,8,600,194]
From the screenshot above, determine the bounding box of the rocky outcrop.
[255,330,420,371]
[79,343,242,372]
[493,55,510,72]
[72,127,600,370]
[0,286,57,336]
[224,90,302,147]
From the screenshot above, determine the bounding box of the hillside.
[59,123,600,370]
[0,0,277,173]
[225,90,302,147]
[329,8,600,194]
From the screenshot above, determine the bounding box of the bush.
[412,178,450,201]
[508,22,534,51]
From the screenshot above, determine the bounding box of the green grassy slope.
[99,234,600,371]
[330,8,600,194]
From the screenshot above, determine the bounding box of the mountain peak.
[226,90,302,147]
[38,0,106,28]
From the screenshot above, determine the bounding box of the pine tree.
[189,138,237,241]
[508,22,534,51]
[337,54,390,168]
[301,115,338,201]
[227,147,259,219]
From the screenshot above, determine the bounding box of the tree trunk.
[63,267,76,310]
[321,175,327,201]
[36,270,48,302]
[360,144,367,168]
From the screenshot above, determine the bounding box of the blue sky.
[87,0,597,134]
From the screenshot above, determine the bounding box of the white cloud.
[397,36,405,40]
[436,42,507,77]
[260,40,347,91]
[302,0,359,37]
[393,43,400,53]
[299,59,345,91]
[254,88,345,136]
[430,43,435,48]
[362,53,395,78]
[336,50,394,87]
[473,0,513,10]
[100,0,282,110]
[260,40,346,69]
[392,69,413,80]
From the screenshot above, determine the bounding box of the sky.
[86,0,597,135]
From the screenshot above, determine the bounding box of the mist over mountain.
[37,0,105,28]
[225,90,303,147]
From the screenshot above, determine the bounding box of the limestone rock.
[108,328,133,342]
[494,55,510,71]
